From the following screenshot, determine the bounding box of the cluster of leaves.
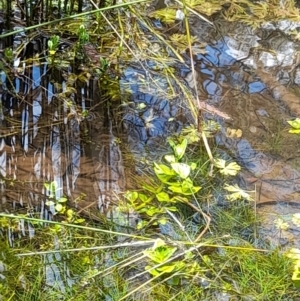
[44,181,85,223]
[47,35,60,55]
[143,238,203,285]
[124,136,201,229]
[150,0,300,31]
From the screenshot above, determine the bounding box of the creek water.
[2,13,300,247]
[189,17,300,249]
[2,8,300,299]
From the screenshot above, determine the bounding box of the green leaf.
[144,245,177,263]
[173,139,188,160]
[138,193,148,203]
[142,184,159,193]
[55,203,65,212]
[168,178,201,195]
[156,191,170,202]
[58,196,68,203]
[190,162,197,170]
[154,163,176,176]
[171,163,190,179]
[156,173,173,184]
[124,191,138,202]
[157,264,176,273]
[144,207,164,216]
[214,159,241,176]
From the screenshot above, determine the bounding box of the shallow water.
[189,18,300,247]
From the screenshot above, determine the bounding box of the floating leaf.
[224,184,252,201]
[215,159,241,176]
[274,218,289,230]
[150,8,177,24]
[292,213,300,227]
[226,127,242,138]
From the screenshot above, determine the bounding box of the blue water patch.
[248,81,266,93]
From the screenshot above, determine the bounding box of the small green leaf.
[144,207,164,216]
[168,178,201,195]
[173,139,187,160]
[55,203,65,212]
[190,162,197,170]
[124,191,138,202]
[156,173,173,184]
[156,191,170,202]
[154,163,176,176]
[157,264,176,273]
[58,196,68,203]
[144,245,177,263]
[138,193,148,203]
[143,184,159,193]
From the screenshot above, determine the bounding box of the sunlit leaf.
[292,213,300,227]
[164,154,176,163]
[274,218,289,230]
[171,163,191,179]
[215,159,241,176]
[224,184,252,201]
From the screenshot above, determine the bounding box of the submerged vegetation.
[1,0,300,300]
